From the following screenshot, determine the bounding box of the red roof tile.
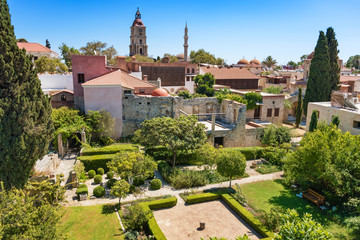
[82,70,155,89]
[201,67,259,80]
[340,75,360,82]
[17,42,55,53]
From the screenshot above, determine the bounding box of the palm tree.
[262,56,277,68]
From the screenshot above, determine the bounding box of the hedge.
[222,147,266,160]
[185,193,274,239]
[77,154,116,172]
[186,193,221,204]
[76,184,88,198]
[139,197,178,240]
[81,144,138,156]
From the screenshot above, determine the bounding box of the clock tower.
[129,8,148,56]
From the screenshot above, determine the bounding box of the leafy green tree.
[178,90,193,99]
[284,123,360,203]
[163,53,179,63]
[261,125,291,146]
[303,31,331,115]
[345,55,360,69]
[190,49,224,65]
[102,45,118,65]
[58,43,80,68]
[194,73,216,97]
[331,115,340,127]
[16,38,27,42]
[194,143,220,170]
[80,41,118,65]
[111,179,130,206]
[275,209,330,240]
[123,204,151,232]
[263,86,284,94]
[287,61,298,68]
[217,151,246,188]
[45,39,51,49]
[326,27,340,94]
[0,184,66,239]
[85,109,115,144]
[295,88,303,128]
[35,56,68,73]
[298,54,309,66]
[309,110,318,132]
[133,115,207,168]
[262,56,277,68]
[0,0,53,189]
[244,92,262,110]
[107,150,156,181]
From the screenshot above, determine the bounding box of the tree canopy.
[190,49,224,65]
[0,0,53,189]
[263,86,284,94]
[35,56,68,73]
[162,53,179,63]
[85,109,115,145]
[126,54,154,63]
[284,123,360,204]
[80,41,118,65]
[58,43,80,68]
[133,115,207,168]
[303,31,331,115]
[194,73,216,97]
[345,55,360,69]
[262,56,277,68]
[217,151,246,188]
[261,125,291,146]
[45,39,51,49]
[326,27,340,94]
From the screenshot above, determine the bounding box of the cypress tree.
[309,111,318,132]
[295,88,303,128]
[0,0,53,189]
[326,27,340,95]
[45,39,51,49]
[303,31,331,115]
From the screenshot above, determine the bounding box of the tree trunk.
[229,178,232,189]
[172,151,176,168]
[119,197,121,207]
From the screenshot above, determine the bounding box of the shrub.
[78,154,115,172]
[97,167,104,175]
[107,179,116,189]
[123,204,150,231]
[261,125,291,146]
[124,231,139,240]
[81,144,138,156]
[186,193,221,204]
[231,184,247,206]
[93,186,105,198]
[88,170,96,179]
[344,216,360,234]
[106,171,114,179]
[94,174,102,184]
[222,147,266,160]
[76,184,88,198]
[150,179,162,190]
[129,185,136,193]
[169,170,208,189]
[133,177,145,186]
[256,163,281,174]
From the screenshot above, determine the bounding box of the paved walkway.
[64,169,283,207]
[54,152,77,186]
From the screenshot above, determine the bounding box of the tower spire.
[135,7,141,19]
[184,22,189,62]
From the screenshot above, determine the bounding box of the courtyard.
[153,199,262,240]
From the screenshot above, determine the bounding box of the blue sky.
[8,0,360,65]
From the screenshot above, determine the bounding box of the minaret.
[183,23,188,62]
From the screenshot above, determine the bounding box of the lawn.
[241,180,353,239]
[61,204,124,240]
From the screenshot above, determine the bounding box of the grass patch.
[241,180,352,239]
[122,195,173,206]
[255,163,281,174]
[61,204,124,240]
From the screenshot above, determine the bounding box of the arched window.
[139,39,142,44]
[132,39,134,44]
[192,68,195,74]
[140,48,143,54]
[61,94,66,101]
[187,68,190,73]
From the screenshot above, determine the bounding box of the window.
[139,39,142,44]
[353,121,360,129]
[139,89,145,93]
[267,108,273,117]
[78,73,85,83]
[61,94,66,101]
[274,108,280,117]
[124,90,132,95]
[186,76,190,81]
[187,68,190,73]
[140,48,143,54]
[192,68,195,74]
[132,39,134,44]
[34,56,38,61]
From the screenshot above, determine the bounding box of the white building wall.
[38,73,73,93]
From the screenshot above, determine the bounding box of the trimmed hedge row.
[81,144,138,156]
[222,147,266,160]
[186,193,221,204]
[139,197,178,240]
[77,154,115,172]
[185,193,274,239]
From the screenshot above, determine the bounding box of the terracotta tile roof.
[200,67,259,80]
[82,70,155,89]
[50,89,74,96]
[17,42,55,53]
[340,75,360,82]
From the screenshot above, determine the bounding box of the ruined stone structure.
[129,8,148,56]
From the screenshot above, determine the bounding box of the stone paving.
[53,152,77,186]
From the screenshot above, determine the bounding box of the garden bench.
[302,188,325,207]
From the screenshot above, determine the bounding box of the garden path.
[64,170,283,207]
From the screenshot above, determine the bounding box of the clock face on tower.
[139,29,142,32]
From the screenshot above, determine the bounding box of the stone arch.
[175,87,189,94]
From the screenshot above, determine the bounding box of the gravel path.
[64,169,283,207]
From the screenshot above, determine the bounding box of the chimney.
[116,56,127,71]
[143,75,148,82]
[161,56,170,63]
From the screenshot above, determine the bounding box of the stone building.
[306,91,360,135]
[129,8,148,56]
[17,42,59,62]
[50,89,74,108]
